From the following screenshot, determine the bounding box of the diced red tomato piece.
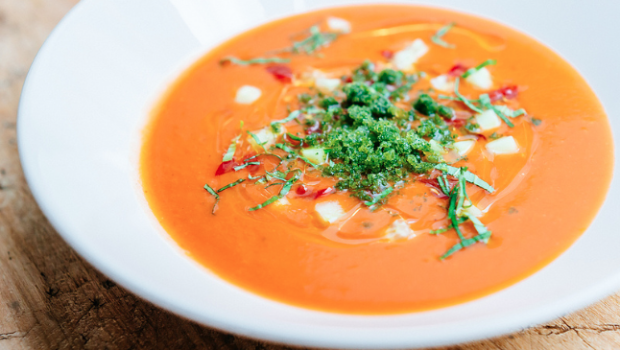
[448,63,468,77]
[380,50,394,59]
[295,184,314,197]
[215,160,237,176]
[474,133,487,141]
[314,187,336,199]
[266,65,293,83]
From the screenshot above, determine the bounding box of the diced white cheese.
[248,126,285,149]
[453,140,475,156]
[315,77,341,92]
[465,67,493,90]
[326,17,351,33]
[315,201,345,224]
[235,85,261,104]
[392,39,429,71]
[486,136,519,155]
[475,109,501,131]
[430,74,454,92]
[300,148,327,164]
[385,219,416,240]
[273,196,290,207]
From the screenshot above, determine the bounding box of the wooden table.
[1,1,619,349]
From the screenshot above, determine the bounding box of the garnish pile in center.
[204,19,536,259]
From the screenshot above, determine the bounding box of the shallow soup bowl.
[17,0,620,348]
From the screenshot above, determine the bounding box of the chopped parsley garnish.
[531,117,542,126]
[431,22,456,49]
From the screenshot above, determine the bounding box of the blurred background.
[1,1,619,349]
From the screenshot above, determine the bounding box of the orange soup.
[140,5,613,314]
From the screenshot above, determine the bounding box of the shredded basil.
[462,59,497,79]
[221,56,290,65]
[222,136,239,162]
[431,22,456,49]
[275,143,319,168]
[284,25,339,55]
[217,178,245,193]
[479,94,514,128]
[271,110,301,131]
[364,186,394,207]
[435,164,495,193]
[248,171,300,211]
[203,184,220,215]
[233,162,260,172]
[454,78,483,113]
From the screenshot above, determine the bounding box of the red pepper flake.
[215,160,237,176]
[447,64,468,77]
[314,187,336,199]
[266,65,293,84]
[380,50,394,59]
[489,85,519,101]
[295,184,314,197]
[446,118,467,128]
[474,133,487,141]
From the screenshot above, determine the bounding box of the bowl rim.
[17,0,620,348]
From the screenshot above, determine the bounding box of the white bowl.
[18,0,620,348]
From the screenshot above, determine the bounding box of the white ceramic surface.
[17,0,619,348]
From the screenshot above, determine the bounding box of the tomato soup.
[140,5,613,314]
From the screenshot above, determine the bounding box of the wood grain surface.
[1,1,619,349]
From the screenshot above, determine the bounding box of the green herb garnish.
[217,178,246,193]
[531,117,542,126]
[248,171,301,211]
[436,169,493,259]
[461,59,497,79]
[233,162,261,172]
[364,186,394,207]
[221,56,291,65]
[283,25,339,55]
[271,110,301,132]
[222,136,239,162]
[435,164,495,193]
[275,143,319,168]
[454,78,483,113]
[204,184,220,215]
[431,22,456,49]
